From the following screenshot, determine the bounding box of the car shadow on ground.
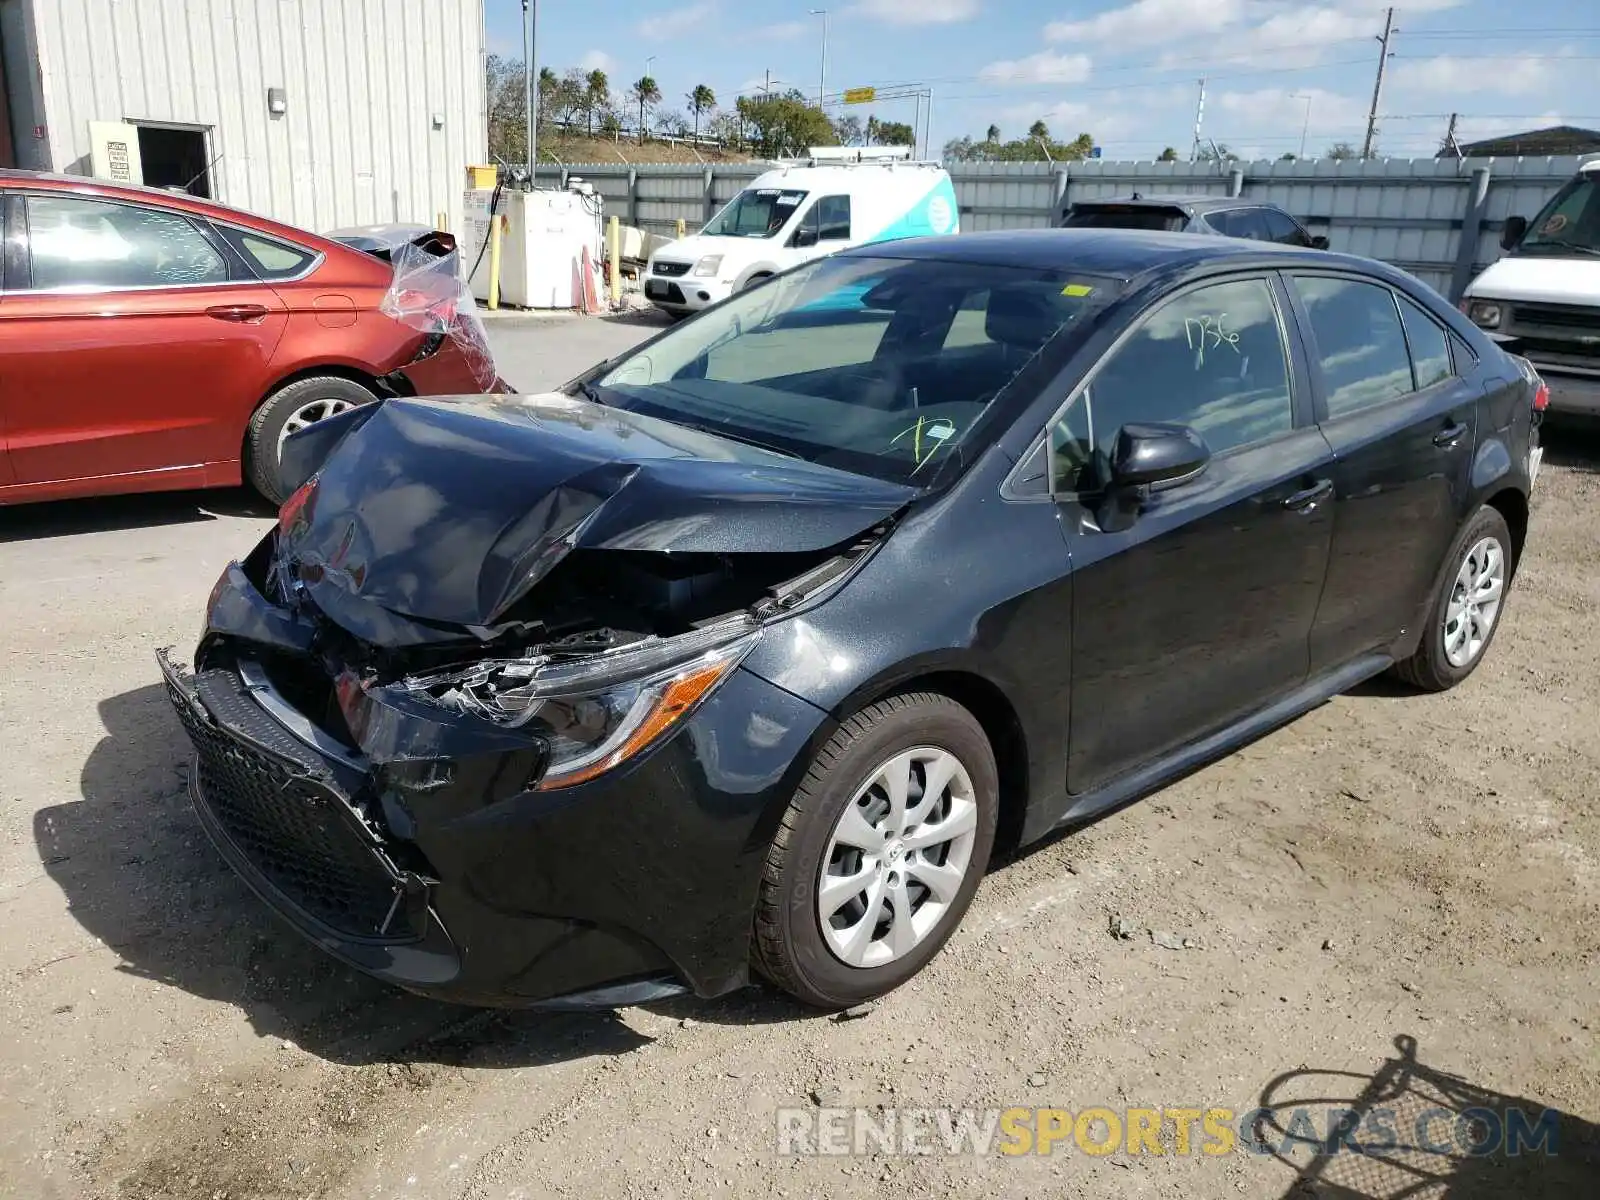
[1539,420,1600,471]
[1254,1034,1598,1198]
[40,681,655,1072]
[0,487,274,543]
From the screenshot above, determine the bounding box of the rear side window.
[1208,208,1270,241]
[814,195,851,241]
[25,194,227,290]
[216,226,318,279]
[1293,276,1414,418]
[1063,205,1186,232]
[1396,295,1452,389]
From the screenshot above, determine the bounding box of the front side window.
[1293,276,1414,418]
[1069,277,1294,474]
[594,254,1118,485]
[26,195,227,290]
[1397,294,1452,390]
[1261,208,1309,246]
[1209,208,1270,241]
[702,188,807,239]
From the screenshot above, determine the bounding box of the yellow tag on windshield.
[1061,283,1094,297]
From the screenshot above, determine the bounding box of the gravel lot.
[2,314,1596,1199]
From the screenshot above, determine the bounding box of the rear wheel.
[752,693,998,1009]
[246,376,377,504]
[1393,505,1513,691]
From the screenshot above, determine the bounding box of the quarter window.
[217,226,317,279]
[1068,277,1294,476]
[1396,294,1452,389]
[1293,276,1414,418]
[26,195,227,290]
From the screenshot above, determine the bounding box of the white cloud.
[578,50,617,75]
[979,52,1093,86]
[747,20,808,40]
[637,3,716,40]
[1047,0,1246,48]
[848,0,979,25]
[1391,55,1549,98]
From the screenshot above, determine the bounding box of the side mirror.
[1501,215,1527,251]
[791,226,819,249]
[1109,422,1210,490]
[1310,234,1330,250]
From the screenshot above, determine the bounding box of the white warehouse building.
[0,0,487,237]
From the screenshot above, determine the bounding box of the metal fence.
[531,155,1588,301]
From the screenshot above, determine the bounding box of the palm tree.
[688,84,716,142]
[1028,119,1050,141]
[630,75,662,144]
[585,69,610,135]
[985,123,1000,143]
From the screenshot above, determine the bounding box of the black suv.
[1063,194,1329,248]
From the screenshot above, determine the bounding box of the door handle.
[1432,421,1468,448]
[1281,478,1334,511]
[205,303,269,323]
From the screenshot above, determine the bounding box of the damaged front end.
[159,395,908,1005]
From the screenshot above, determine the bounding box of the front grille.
[1512,337,1600,368]
[653,259,691,277]
[167,671,418,941]
[1510,303,1598,331]
[645,279,686,304]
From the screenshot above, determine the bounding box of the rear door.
[1288,272,1480,673]
[0,191,289,486]
[1060,273,1336,792]
[0,194,21,485]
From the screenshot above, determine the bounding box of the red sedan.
[0,170,502,505]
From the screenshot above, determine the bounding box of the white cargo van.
[1460,158,1600,416]
[642,147,959,316]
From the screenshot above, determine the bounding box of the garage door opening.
[136,125,212,198]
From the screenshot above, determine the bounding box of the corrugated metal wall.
[533,155,1586,301]
[27,0,484,237]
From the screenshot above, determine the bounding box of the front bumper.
[643,274,731,312]
[1534,369,1600,416]
[159,560,831,1007]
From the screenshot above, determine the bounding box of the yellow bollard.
[607,216,621,304]
[676,217,686,239]
[487,212,505,311]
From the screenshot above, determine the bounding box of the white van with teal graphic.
[643,147,960,316]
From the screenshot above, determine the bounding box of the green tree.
[485,55,528,163]
[1028,119,1050,141]
[833,113,864,145]
[584,69,610,135]
[688,84,716,141]
[1279,151,1297,161]
[630,75,662,143]
[985,124,1001,143]
[1196,141,1239,163]
[874,120,916,147]
[735,90,836,157]
[1158,146,1179,161]
[1325,141,1358,161]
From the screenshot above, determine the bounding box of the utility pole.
[1290,92,1312,160]
[1191,77,1206,162]
[1442,112,1461,158]
[1362,6,1395,160]
[522,0,537,177]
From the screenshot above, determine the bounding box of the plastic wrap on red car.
[375,234,498,393]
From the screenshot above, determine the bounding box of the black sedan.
[159,230,1542,1010]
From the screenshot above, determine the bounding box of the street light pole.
[522,0,537,177]
[810,9,828,109]
[1290,93,1312,159]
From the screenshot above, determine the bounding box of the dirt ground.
[1,324,1596,1197]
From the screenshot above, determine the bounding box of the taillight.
[1533,381,1549,412]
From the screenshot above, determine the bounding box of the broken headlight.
[408,617,760,790]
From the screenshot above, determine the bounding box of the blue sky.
[489,0,1600,160]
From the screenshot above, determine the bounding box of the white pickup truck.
[1460,158,1600,417]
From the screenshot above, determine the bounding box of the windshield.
[1513,174,1600,255]
[592,254,1119,485]
[1064,206,1186,232]
[702,188,808,238]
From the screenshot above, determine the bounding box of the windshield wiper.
[681,421,802,459]
[574,378,610,406]
[1521,239,1600,257]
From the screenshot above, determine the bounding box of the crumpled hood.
[277,394,915,640]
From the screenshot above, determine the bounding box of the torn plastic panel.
[380,237,498,393]
[273,394,917,645]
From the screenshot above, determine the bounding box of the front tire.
[246,375,377,504]
[752,693,998,1009]
[1393,505,1514,691]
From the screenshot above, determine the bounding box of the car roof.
[1072,194,1283,213]
[843,227,1404,290]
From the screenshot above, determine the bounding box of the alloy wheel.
[278,396,358,451]
[816,747,979,969]
[1443,535,1506,668]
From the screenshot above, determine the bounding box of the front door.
[0,191,287,487]
[1060,275,1336,793]
[1286,274,1480,673]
